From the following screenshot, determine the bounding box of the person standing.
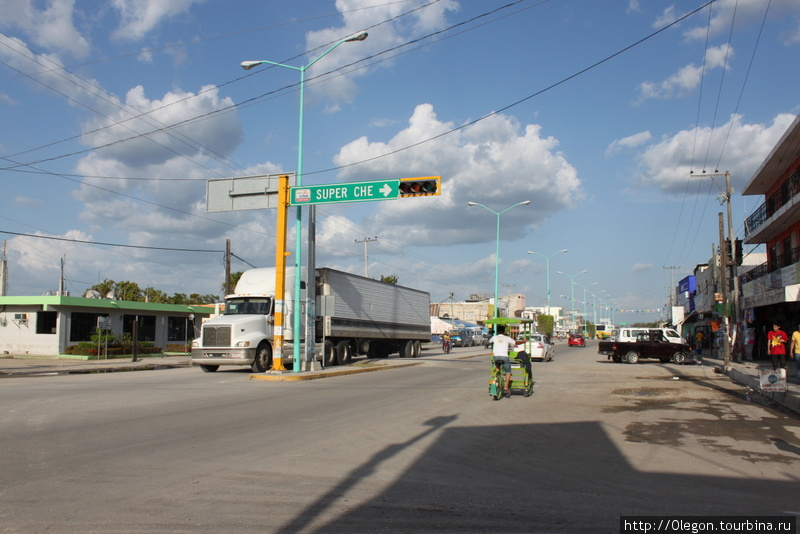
[694,330,704,356]
[767,323,789,370]
[744,323,755,361]
[789,324,800,380]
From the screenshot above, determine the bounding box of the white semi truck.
[191,267,431,372]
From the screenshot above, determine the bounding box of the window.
[167,316,194,342]
[36,311,57,334]
[123,315,156,342]
[70,312,105,341]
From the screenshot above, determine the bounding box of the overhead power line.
[0,230,222,253]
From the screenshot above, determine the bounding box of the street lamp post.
[241,31,368,372]
[527,249,567,316]
[556,269,587,331]
[467,200,531,331]
[574,281,598,335]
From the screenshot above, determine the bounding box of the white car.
[515,333,554,362]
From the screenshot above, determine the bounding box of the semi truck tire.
[413,340,422,358]
[401,340,415,358]
[336,341,351,365]
[324,340,336,366]
[251,342,272,373]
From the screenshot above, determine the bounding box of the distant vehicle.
[595,324,615,339]
[449,329,472,347]
[568,333,586,347]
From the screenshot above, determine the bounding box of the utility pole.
[694,171,738,349]
[718,213,731,367]
[355,237,378,277]
[663,266,680,307]
[224,239,231,296]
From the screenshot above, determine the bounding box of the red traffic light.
[398,176,440,197]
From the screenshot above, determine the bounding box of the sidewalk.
[702,352,800,416]
[0,354,193,376]
[0,352,428,379]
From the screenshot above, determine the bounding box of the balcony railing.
[745,169,800,238]
[739,244,800,284]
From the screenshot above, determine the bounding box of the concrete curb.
[723,364,800,415]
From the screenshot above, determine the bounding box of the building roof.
[742,114,800,196]
[0,295,216,314]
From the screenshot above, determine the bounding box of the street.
[2,339,799,533]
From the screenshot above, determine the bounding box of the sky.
[1,0,799,325]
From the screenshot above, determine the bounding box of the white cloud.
[327,103,583,248]
[79,84,242,169]
[637,44,732,101]
[0,0,90,57]
[303,0,459,107]
[631,263,652,273]
[682,0,800,42]
[14,196,43,207]
[634,113,797,193]
[111,0,208,41]
[606,131,652,156]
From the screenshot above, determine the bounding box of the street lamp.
[574,281,598,335]
[241,31,368,372]
[467,200,531,331]
[557,269,587,331]
[527,249,567,316]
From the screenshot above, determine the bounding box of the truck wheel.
[401,340,415,358]
[335,341,351,365]
[251,342,272,373]
[625,351,639,364]
[324,340,336,366]
[412,340,422,358]
[200,364,218,373]
[612,355,622,363]
[673,352,687,365]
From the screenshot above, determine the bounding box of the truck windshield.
[225,298,271,315]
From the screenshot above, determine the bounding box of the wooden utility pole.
[224,239,231,296]
[718,213,731,366]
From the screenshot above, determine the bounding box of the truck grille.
[202,325,231,347]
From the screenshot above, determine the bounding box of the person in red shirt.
[766,323,789,370]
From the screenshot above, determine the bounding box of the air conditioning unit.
[14,313,28,320]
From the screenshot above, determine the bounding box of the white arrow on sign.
[380,183,393,197]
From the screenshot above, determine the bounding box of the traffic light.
[399,176,440,197]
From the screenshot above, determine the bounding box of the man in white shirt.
[489,325,516,396]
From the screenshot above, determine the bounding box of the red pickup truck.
[607,331,695,365]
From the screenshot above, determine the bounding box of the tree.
[222,271,244,294]
[380,275,399,284]
[537,315,554,337]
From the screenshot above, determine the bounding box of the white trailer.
[191,267,430,372]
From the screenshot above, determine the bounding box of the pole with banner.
[272,175,290,371]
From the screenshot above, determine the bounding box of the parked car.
[517,333,554,362]
[568,333,586,347]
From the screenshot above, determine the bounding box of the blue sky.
[1,0,799,325]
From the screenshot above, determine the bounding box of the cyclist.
[489,325,516,397]
[442,331,452,353]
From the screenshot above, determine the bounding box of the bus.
[595,324,616,340]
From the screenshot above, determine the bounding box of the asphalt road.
[2,340,799,533]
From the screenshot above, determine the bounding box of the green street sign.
[290,180,399,206]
